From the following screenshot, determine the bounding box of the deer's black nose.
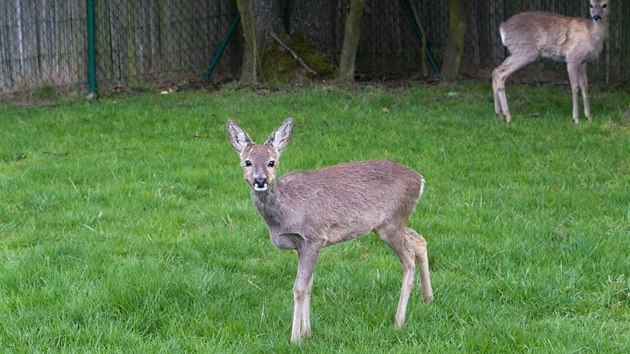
[254,176,267,188]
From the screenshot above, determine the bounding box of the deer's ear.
[265,118,293,153]
[227,120,253,153]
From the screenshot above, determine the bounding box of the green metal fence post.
[204,13,240,81]
[399,0,440,76]
[86,0,97,98]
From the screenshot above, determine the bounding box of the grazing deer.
[492,0,609,123]
[227,118,433,343]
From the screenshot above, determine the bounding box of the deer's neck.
[251,185,303,251]
[251,186,286,229]
[592,19,609,42]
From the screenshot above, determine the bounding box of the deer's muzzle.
[253,176,268,192]
[591,5,604,21]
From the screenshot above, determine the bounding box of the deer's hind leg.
[404,228,433,302]
[492,51,538,122]
[376,224,416,328]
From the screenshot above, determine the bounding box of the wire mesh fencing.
[0,1,88,95]
[0,0,628,98]
[0,0,240,97]
[94,0,239,92]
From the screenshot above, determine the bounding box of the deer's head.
[227,118,293,193]
[590,0,608,22]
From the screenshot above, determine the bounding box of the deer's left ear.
[265,118,293,153]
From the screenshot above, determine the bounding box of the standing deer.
[492,0,609,123]
[227,118,433,343]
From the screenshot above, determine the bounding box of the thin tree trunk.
[236,0,272,85]
[441,0,466,81]
[337,0,367,83]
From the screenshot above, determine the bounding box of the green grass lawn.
[1,81,629,352]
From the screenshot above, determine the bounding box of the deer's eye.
[268,161,275,168]
[602,4,607,8]
[244,160,252,167]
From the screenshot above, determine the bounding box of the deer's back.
[279,160,422,203]
[269,160,423,244]
[500,12,597,60]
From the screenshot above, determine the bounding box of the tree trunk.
[236,0,272,85]
[441,0,466,81]
[281,0,338,59]
[337,0,367,83]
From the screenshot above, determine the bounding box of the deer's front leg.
[567,61,581,124]
[577,62,591,121]
[301,274,314,337]
[291,241,321,343]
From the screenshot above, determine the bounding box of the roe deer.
[227,118,433,343]
[492,0,609,123]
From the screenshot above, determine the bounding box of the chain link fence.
[1,1,89,96]
[1,0,628,99]
[0,0,239,98]
[93,0,239,91]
